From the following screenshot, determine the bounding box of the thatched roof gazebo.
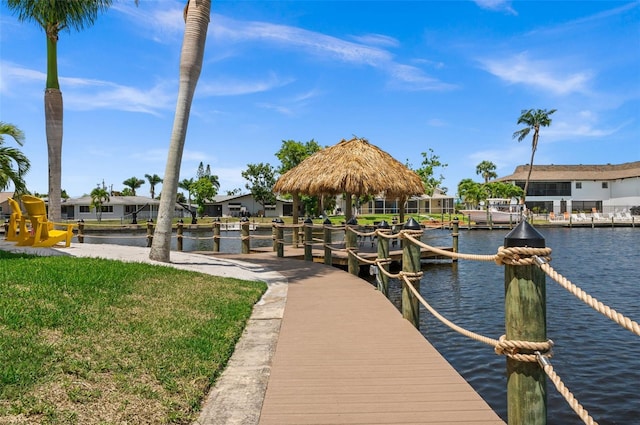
[273,137,425,221]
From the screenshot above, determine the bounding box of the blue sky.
[1,0,639,198]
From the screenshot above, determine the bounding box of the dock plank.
[224,255,505,425]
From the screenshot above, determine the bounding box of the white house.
[203,194,292,218]
[63,196,169,222]
[497,161,640,214]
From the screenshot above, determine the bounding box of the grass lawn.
[0,251,266,424]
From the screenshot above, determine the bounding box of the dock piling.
[504,221,547,425]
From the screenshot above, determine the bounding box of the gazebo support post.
[292,192,300,247]
[345,192,354,222]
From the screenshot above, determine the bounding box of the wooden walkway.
[220,252,505,424]
[250,244,454,266]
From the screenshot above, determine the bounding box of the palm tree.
[90,187,110,222]
[0,122,30,194]
[476,160,497,183]
[150,0,211,263]
[179,178,195,207]
[123,177,145,196]
[6,0,112,222]
[513,108,557,203]
[145,173,163,199]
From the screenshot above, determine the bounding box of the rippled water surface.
[395,227,640,425]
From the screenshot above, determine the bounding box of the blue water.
[390,227,639,425]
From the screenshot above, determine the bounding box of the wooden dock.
[250,244,454,267]
[218,253,505,424]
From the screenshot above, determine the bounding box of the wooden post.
[376,220,391,296]
[146,219,153,247]
[346,217,359,276]
[323,218,332,266]
[402,217,422,328]
[276,223,284,258]
[177,220,183,251]
[76,220,85,243]
[241,219,250,254]
[272,220,278,252]
[303,218,313,261]
[504,221,547,425]
[451,217,459,263]
[213,221,221,252]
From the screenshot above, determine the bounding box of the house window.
[80,206,90,213]
[602,182,608,189]
[101,206,113,213]
[576,182,582,189]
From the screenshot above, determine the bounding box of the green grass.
[0,251,266,424]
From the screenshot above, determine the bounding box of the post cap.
[241,216,249,222]
[304,217,313,224]
[346,217,358,225]
[323,218,332,225]
[504,220,546,248]
[275,218,284,224]
[378,220,390,229]
[403,217,421,230]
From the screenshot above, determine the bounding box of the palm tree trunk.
[45,88,63,222]
[522,130,539,204]
[45,33,62,222]
[150,0,210,262]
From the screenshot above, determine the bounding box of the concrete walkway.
[1,242,504,424]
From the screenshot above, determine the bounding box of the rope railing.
[339,223,633,425]
[534,257,640,336]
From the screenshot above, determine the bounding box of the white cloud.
[473,0,517,16]
[211,14,453,91]
[480,52,593,95]
[198,73,293,96]
[350,33,400,48]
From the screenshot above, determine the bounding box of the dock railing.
[333,217,638,425]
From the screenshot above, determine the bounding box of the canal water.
[396,226,639,425]
[80,226,638,424]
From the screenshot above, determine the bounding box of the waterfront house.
[497,161,640,215]
[63,196,169,222]
[357,189,456,216]
[0,192,14,220]
[202,194,292,218]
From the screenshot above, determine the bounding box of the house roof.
[0,192,14,204]
[497,161,640,182]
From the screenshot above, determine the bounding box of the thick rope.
[399,273,553,361]
[495,246,552,266]
[402,232,497,262]
[346,248,377,265]
[537,354,599,425]
[536,259,640,336]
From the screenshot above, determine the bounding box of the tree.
[275,139,322,223]
[457,178,477,208]
[476,160,497,183]
[191,177,217,216]
[150,0,211,262]
[90,186,110,222]
[145,173,163,199]
[241,163,277,211]
[226,188,242,196]
[414,148,448,196]
[512,108,557,203]
[6,0,112,221]
[179,178,195,207]
[0,122,30,193]
[123,176,144,196]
